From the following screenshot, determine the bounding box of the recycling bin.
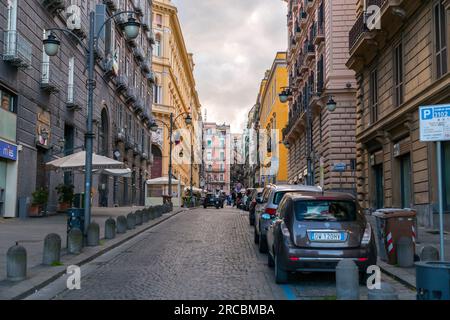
[416,261,450,300]
[372,208,416,265]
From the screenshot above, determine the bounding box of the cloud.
[171,0,287,133]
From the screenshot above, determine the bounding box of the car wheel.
[258,233,268,253]
[268,252,274,268]
[254,227,259,244]
[359,271,369,285]
[275,253,288,284]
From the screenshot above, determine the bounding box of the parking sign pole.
[436,141,445,261]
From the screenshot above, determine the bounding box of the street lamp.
[43,8,140,237]
[149,113,193,202]
[326,96,337,112]
[278,87,292,103]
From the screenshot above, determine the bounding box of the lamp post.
[43,9,140,236]
[150,112,192,202]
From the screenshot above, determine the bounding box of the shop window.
[0,88,16,113]
[434,0,448,79]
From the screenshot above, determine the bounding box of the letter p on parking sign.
[421,108,433,120]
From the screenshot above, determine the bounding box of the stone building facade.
[0,0,154,216]
[282,0,358,192]
[347,0,450,227]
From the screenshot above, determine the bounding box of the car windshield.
[294,200,356,221]
[273,191,289,205]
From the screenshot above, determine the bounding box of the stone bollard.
[116,215,127,234]
[127,213,136,230]
[397,237,414,267]
[87,222,100,246]
[368,282,399,300]
[105,217,116,240]
[142,209,149,223]
[149,207,156,220]
[42,233,61,265]
[135,210,143,226]
[7,242,27,281]
[67,228,83,254]
[419,245,439,261]
[336,259,360,300]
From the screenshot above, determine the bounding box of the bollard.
[397,237,414,267]
[87,222,100,246]
[67,228,83,254]
[142,209,149,223]
[135,210,143,226]
[419,245,439,261]
[368,282,399,300]
[127,213,136,230]
[116,215,127,234]
[336,259,360,300]
[105,217,116,240]
[6,242,27,281]
[42,233,61,266]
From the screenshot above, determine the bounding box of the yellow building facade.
[258,52,289,185]
[151,0,201,189]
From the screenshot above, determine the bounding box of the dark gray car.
[266,192,377,284]
[254,184,321,253]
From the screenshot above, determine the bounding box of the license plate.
[310,232,345,242]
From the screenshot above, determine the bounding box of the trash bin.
[416,261,450,300]
[67,208,85,234]
[372,208,416,265]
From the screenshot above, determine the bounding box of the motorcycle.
[215,196,221,209]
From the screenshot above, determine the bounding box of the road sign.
[333,162,346,172]
[419,105,450,142]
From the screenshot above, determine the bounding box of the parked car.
[255,184,322,253]
[266,191,377,284]
[249,188,263,226]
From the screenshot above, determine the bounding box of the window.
[394,42,404,106]
[434,1,448,78]
[207,152,212,160]
[369,68,379,123]
[153,84,162,104]
[153,33,162,57]
[155,14,163,27]
[67,57,75,104]
[0,88,16,113]
[207,139,212,147]
[294,200,357,222]
[220,174,224,181]
[220,151,224,161]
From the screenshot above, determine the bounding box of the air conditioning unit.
[116,128,126,142]
[42,0,65,15]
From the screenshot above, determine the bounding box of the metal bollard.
[116,215,127,234]
[6,242,27,281]
[336,259,360,300]
[397,237,414,267]
[127,213,136,230]
[86,222,100,246]
[105,217,116,240]
[135,210,143,226]
[42,233,61,265]
[419,245,439,261]
[67,228,83,254]
[368,282,399,300]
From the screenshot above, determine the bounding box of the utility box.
[373,208,417,265]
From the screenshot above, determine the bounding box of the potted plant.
[29,187,49,217]
[55,184,74,212]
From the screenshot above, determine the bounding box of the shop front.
[0,138,18,217]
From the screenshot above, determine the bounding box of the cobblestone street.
[28,207,416,300]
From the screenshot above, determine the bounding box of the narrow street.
[27,207,415,300]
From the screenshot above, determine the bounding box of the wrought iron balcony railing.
[2,30,32,69]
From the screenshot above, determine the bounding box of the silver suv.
[254,184,322,253]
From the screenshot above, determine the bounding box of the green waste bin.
[416,261,450,300]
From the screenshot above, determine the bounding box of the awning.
[146,176,185,186]
[46,151,124,171]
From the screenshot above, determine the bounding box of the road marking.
[281,284,297,300]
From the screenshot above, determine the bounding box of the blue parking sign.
[419,105,450,142]
[420,108,434,120]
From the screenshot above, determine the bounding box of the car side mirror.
[256,198,263,204]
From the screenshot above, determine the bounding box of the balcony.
[103,55,119,78]
[115,74,129,92]
[304,42,315,63]
[132,0,144,16]
[299,10,308,28]
[66,95,82,111]
[40,62,62,94]
[41,0,65,15]
[2,31,32,69]
[145,71,155,85]
[147,31,155,45]
[125,135,134,150]
[103,0,118,12]
[305,0,314,13]
[141,14,151,31]
[313,22,325,45]
[133,46,145,62]
[125,87,137,103]
[115,128,126,143]
[141,58,151,73]
[133,98,144,115]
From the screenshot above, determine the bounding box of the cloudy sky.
[171,0,287,133]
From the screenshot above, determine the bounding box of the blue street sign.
[333,162,346,172]
[419,105,450,142]
[0,139,18,161]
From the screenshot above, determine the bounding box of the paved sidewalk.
[368,214,450,290]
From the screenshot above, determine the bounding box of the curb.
[378,262,417,291]
[3,208,188,300]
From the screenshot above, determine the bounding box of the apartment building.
[203,122,231,193]
[0,0,154,216]
[282,0,358,193]
[151,0,202,189]
[347,0,450,227]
